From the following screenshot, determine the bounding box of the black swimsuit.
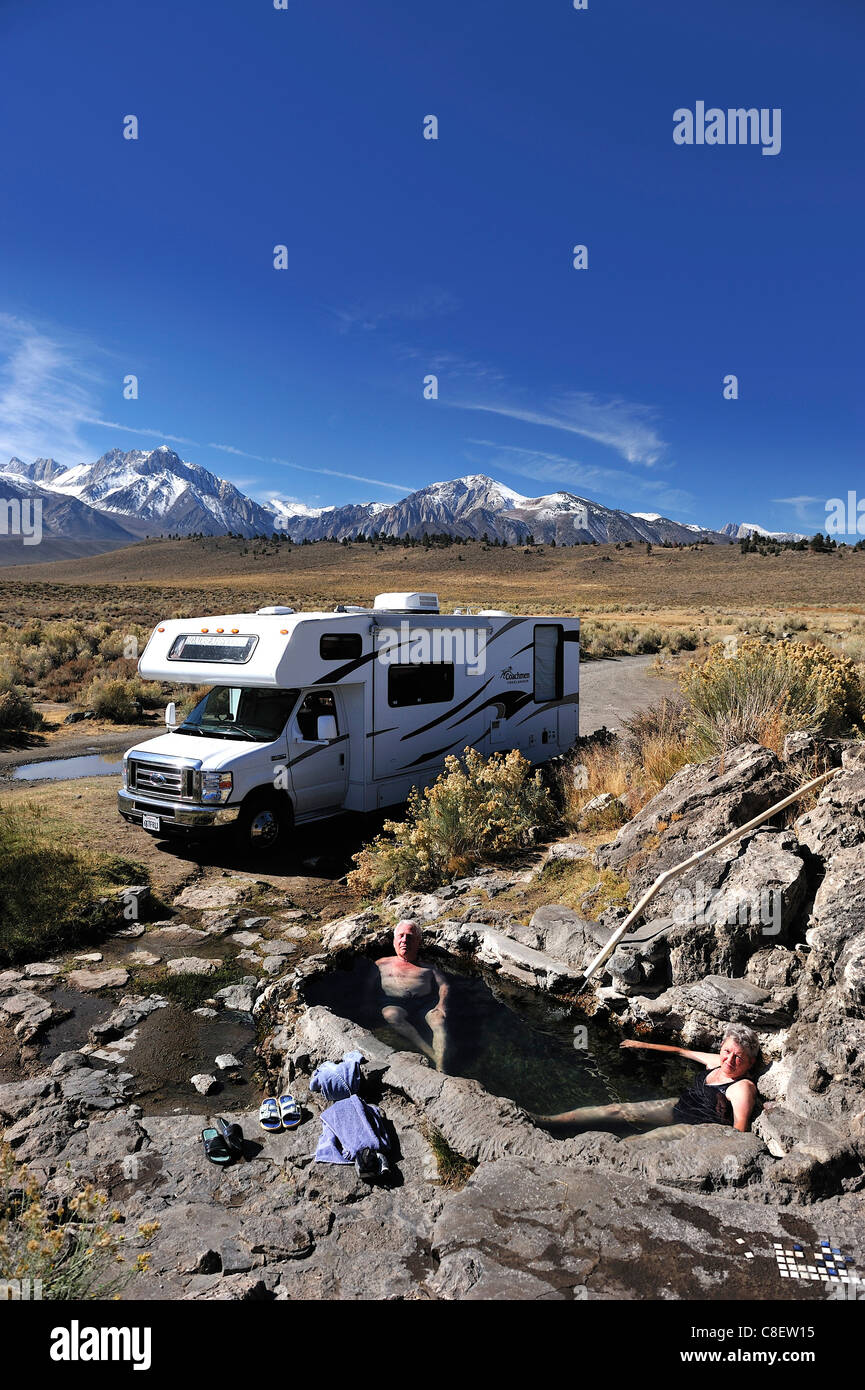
[672,1069,744,1126]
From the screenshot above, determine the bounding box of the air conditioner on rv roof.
[373,592,439,613]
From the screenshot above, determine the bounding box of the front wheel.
[235,792,291,855]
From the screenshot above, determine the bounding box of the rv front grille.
[128,760,194,801]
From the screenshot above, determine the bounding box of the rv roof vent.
[256,606,295,615]
[373,591,439,614]
[476,609,511,617]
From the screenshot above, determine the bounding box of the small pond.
[12,754,124,781]
[303,954,695,1121]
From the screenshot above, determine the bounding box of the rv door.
[287,689,349,814]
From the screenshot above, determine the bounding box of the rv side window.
[168,633,258,664]
[296,690,339,740]
[533,625,563,702]
[320,633,362,660]
[388,664,454,707]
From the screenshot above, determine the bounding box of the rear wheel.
[235,792,290,855]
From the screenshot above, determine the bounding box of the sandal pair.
[259,1095,301,1133]
[201,1116,245,1165]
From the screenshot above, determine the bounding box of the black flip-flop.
[201,1127,232,1165]
[215,1116,245,1159]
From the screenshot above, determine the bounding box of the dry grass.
[561,698,698,827]
[1,536,865,626]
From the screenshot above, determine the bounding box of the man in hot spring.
[373,920,450,1071]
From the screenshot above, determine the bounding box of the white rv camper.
[118,592,579,853]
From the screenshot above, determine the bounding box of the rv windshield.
[177,686,300,743]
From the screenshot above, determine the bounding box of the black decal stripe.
[400,673,495,741]
[483,617,529,647]
[513,692,579,725]
[445,688,532,731]
[311,649,377,685]
[279,733,350,769]
[399,733,478,769]
[366,726,399,738]
[563,630,581,643]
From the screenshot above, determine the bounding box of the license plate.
[142,814,160,832]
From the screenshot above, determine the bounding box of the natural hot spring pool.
[302,954,695,1120]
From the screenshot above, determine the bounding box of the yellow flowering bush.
[0,1142,159,1299]
[679,637,864,755]
[348,747,558,895]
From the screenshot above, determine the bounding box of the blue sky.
[0,0,862,533]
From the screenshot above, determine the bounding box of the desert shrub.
[0,1143,158,1297]
[0,804,148,963]
[348,747,559,895]
[0,684,42,731]
[80,677,140,722]
[680,637,864,755]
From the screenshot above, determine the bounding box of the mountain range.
[0,446,802,560]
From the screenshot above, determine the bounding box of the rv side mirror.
[316,714,338,742]
[165,701,177,730]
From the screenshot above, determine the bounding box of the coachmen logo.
[502,666,530,682]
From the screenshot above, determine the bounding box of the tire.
[235,792,291,855]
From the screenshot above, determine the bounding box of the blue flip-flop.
[258,1098,282,1133]
[278,1094,301,1129]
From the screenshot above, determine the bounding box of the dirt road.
[578,654,676,735]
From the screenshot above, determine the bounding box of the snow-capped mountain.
[46,447,278,538]
[721,521,807,543]
[2,448,733,550]
[271,474,728,546]
[0,472,137,563]
[3,456,67,484]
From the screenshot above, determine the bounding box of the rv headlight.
[200,770,233,804]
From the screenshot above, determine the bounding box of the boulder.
[24,962,62,979]
[190,1074,220,1095]
[66,968,130,992]
[320,909,382,952]
[215,985,257,1013]
[166,957,222,977]
[89,994,167,1043]
[0,991,67,1042]
[147,924,209,947]
[598,743,795,893]
[795,756,865,860]
[516,903,599,970]
[174,879,262,911]
[215,1054,241,1070]
[804,845,865,1010]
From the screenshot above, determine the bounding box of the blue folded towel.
[310,1049,364,1103]
[315,1095,392,1165]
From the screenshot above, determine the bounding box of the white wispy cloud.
[772,494,827,523]
[330,287,460,334]
[82,418,199,447]
[0,314,100,465]
[207,441,410,493]
[457,391,667,466]
[465,439,694,514]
